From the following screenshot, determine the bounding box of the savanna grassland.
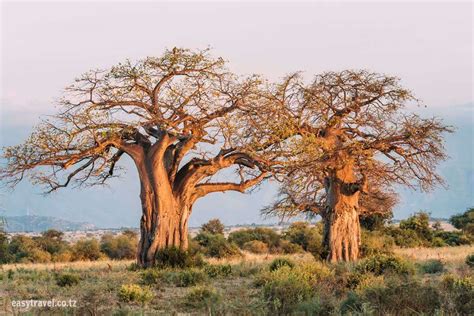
[1,211,473,315]
[0,247,473,315]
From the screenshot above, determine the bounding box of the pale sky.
[0,1,472,227]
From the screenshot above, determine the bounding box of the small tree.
[450,208,474,235]
[261,71,451,261]
[200,218,225,235]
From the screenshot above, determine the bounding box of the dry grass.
[205,251,313,265]
[394,245,474,263]
[0,259,134,271]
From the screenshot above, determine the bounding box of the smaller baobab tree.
[0,48,278,268]
[260,70,452,262]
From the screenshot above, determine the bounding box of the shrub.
[242,240,269,254]
[269,258,295,271]
[399,212,433,241]
[35,229,69,256]
[204,264,232,278]
[140,269,161,286]
[7,235,52,263]
[441,275,474,315]
[262,266,314,314]
[172,269,207,287]
[72,238,103,261]
[283,222,324,258]
[183,286,221,310]
[360,230,394,257]
[194,232,241,258]
[343,279,441,315]
[146,269,207,287]
[154,247,204,268]
[418,259,444,274]
[355,253,414,276]
[55,273,80,287]
[385,226,424,248]
[117,284,153,305]
[434,231,471,246]
[100,232,137,260]
[450,207,474,234]
[228,227,281,250]
[278,239,304,254]
[200,218,225,235]
[466,254,474,268]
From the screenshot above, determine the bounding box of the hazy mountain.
[3,215,96,232]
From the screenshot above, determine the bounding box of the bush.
[204,264,232,278]
[100,231,137,260]
[343,279,441,315]
[242,240,269,254]
[278,239,304,254]
[283,222,324,258]
[183,286,221,310]
[194,232,241,258]
[72,238,103,261]
[450,207,474,234]
[55,273,80,287]
[355,254,414,276]
[172,269,207,287]
[7,235,52,263]
[117,284,153,305]
[200,218,225,235]
[386,226,424,248]
[360,230,394,257]
[261,266,314,314]
[140,269,161,286]
[269,258,295,271]
[154,247,204,268]
[228,227,281,251]
[466,254,474,268]
[418,259,444,274]
[441,275,474,315]
[434,231,471,246]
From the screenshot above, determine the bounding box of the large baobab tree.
[0,48,277,267]
[259,70,452,262]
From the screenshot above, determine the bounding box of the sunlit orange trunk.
[323,162,361,262]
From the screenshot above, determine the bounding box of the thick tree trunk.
[323,162,362,262]
[137,191,191,268]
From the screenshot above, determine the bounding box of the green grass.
[0,249,473,315]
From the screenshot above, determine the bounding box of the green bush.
[147,269,207,287]
[434,231,471,246]
[194,232,241,258]
[204,264,232,278]
[55,273,80,287]
[200,218,225,235]
[360,230,394,257]
[172,269,207,287]
[154,247,204,268]
[140,269,161,286]
[441,275,474,315]
[100,231,137,260]
[242,240,269,254]
[418,259,444,274]
[466,254,474,268]
[7,235,52,263]
[342,279,441,315]
[183,286,221,310]
[117,284,153,305]
[269,257,295,271]
[261,267,314,314]
[450,207,474,234]
[283,222,324,258]
[228,227,281,251]
[72,238,103,261]
[355,253,414,276]
[278,239,304,254]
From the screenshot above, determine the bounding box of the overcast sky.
[0,1,472,227]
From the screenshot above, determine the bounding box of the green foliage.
[141,268,207,287]
[7,235,52,263]
[100,231,138,260]
[434,230,472,246]
[154,247,204,268]
[355,253,414,276]
[360,230,394,257]
[117,284,153,305]
[269,258,295,271]
[72,238,103,261]
[450,207,474,235]
[283,222,324,258]
[183,286,221,310]
[418,259,444,274]
[200,218,225,235]
[342,280,441,315]
[228,227,281,251]
[194,232,241,258]
[466,253,474,268]
[242,240,269,254]
[55,273,80,287]
[0,231,11,264]
[399,211,433,241]
[204,264,232,278]
[359,211,393,231]
[441,275,474,315]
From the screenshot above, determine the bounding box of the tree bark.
[323,162,362,262]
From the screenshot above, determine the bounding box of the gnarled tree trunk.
[323,162,362,262]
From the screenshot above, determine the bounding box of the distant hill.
[3,215,96,232]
